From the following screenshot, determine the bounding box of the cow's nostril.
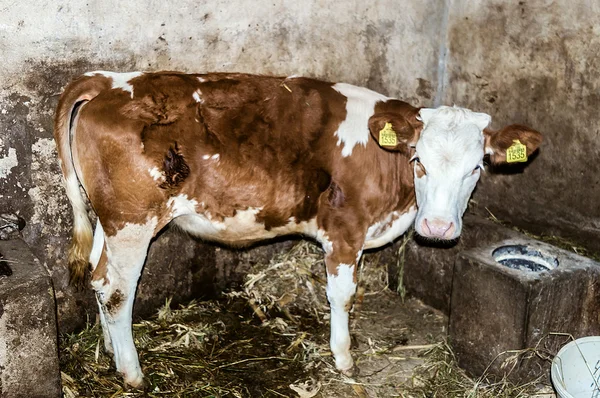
[422,219,454,238]
[422,219,432,235]
[443,222,455,238]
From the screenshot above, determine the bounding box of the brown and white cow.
[54,71,542,387]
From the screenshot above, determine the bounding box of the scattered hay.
[394,230,413,301]
[60,240,556,397]
[60,297,323,397]
[401,341,552,398]
[59,239,375,396]
[60,241,336,397]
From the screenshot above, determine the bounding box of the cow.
[54,71,542,387]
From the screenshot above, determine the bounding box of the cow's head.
[369,105,542,241]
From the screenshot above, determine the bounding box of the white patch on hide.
[192,90,203,103]
[316,229,333,254]
[332,83,389,157]
[84,71,143,98]
[148,166,165,182]
[326,263,356,371]
[364,206,417,249]
[89,219,105,270]
[175,207,272,242]
[202,154,220,161]
[167,194,199,218]
[171,200,319,244]
[104,217,157,272]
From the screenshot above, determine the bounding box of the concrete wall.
[0,0,444,331]
[440,0,600,249]
[1,0,599,331]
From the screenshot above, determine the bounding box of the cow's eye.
[410,155,427,176]
[471,164,483,175]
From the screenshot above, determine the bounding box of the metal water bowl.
[492,244,559,273]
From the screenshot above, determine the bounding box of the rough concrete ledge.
[0,238,60,398]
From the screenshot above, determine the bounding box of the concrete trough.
[0,238,61,398]
[449,237,600,381]
[389,214,526,314]
[390,214,600,381]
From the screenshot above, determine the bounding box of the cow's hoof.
[123,371,145,390]
[334,353,355,376]
[340,365,359,378]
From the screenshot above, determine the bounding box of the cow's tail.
[54,74,110,286]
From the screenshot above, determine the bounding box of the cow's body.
[54,71,542,387]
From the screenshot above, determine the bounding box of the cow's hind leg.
[91,219,156,388]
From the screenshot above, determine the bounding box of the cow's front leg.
[324,247,362,374]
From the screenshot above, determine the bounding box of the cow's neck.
[361,149,417,249]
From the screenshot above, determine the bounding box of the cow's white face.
[412,106,491,240]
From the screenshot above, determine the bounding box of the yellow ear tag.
[506,139,528,163]
[378,122,397,147]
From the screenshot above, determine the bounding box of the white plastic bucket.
[552,336,600,398]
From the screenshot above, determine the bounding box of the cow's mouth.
[413,232,460,248]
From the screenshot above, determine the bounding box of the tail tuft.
[67,216,93,287]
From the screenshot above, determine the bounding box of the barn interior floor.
[59,241,557,397]
[60,293,446,397]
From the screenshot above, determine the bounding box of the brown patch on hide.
[120,73,198,125]
[344,294,356,312]
[91,245,108,285]
[315,97,422,275]
[484,124,543,164]
[105,290,124,315]
[368,100,423,154]
[181,75,348,232]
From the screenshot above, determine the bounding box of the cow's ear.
[369,112,420,154]
[484,124,543,165]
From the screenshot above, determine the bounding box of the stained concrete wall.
[0,0,445,332]
[440,0,600,250]
[1,0,599,333]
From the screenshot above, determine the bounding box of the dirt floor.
[60,241,558,397]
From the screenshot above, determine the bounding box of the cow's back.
[72,72,352,239]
